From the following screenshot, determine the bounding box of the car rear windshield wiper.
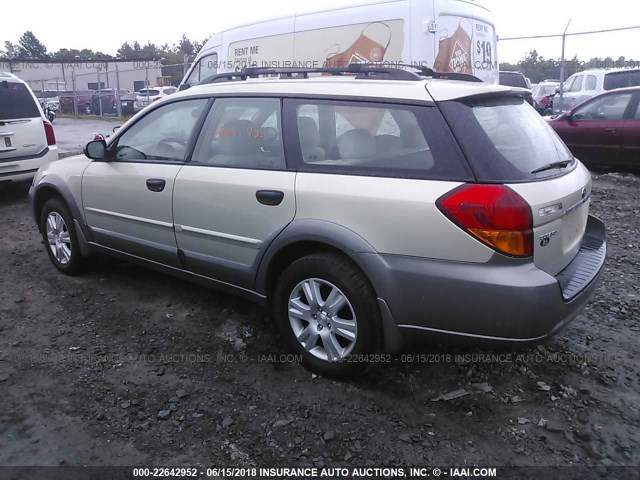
[531,159,573,175]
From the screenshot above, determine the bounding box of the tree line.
[500,49,638,83]
[2,31,209,84]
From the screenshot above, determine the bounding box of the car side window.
[573,93,633,121]
[287,99,469,180]
[584,75,597,91]
[635,101,640,120]
[563,76,575,92]
[191,97,285,169]
[570,75,583,92]
[112,99,208,163]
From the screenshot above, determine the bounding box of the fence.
[13,61,191,120]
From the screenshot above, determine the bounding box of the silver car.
[29,65,607,378]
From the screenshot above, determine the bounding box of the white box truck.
[180,0,498,87]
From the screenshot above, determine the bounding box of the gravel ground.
[0,172,638,478]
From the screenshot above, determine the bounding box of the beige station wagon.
[30,64,606,377]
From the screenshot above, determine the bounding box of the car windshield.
[439,95,574,181]
[0,82,40,120]
[603,70,640,90]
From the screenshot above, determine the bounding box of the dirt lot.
[0,172,638,478]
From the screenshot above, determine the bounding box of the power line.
[500,25,640,41]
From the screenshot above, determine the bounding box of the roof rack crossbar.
[199,63,483,85]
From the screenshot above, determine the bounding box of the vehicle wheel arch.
[255,220,379,301]
[32,179,93,256]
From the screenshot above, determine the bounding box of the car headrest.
[218,119,262,156]
[298,116,320,147]
[338,129,375,159]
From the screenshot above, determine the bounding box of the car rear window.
[603,70,640,90]
[139,89,160,96]
[439,95,574,182]
[0,81,40,120]
[499,72,528,89]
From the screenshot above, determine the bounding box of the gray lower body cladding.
[358,215,606,345]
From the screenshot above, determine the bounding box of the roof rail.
[200,63,483,85]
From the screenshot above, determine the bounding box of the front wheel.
[273,253,381,378]
[40,198,90,275]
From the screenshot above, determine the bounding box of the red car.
[547,87,640,170]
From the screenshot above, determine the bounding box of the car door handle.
[604,128,616,134]
[256,190,284,206]
[146,178,166,192]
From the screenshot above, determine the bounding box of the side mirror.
[112,126,121,133]
[84,140,107,160]
[178,83,191,92]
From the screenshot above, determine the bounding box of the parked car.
[553,68,640,114]
[547,86,640,170]
[120,92,138,115]
[499,71,534,106]
[0,72,58,184]
[91,89,132,115]
[532,81,560,115]
[134,86,177,111]
[29,64,606,378]
[59,90,97,115]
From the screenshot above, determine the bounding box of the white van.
[180,0,498,88]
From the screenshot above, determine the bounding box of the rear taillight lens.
[437,185,533,257]
[43,120,56,146]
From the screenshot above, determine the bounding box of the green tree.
[18,31,48,59]
[2,41,21,59]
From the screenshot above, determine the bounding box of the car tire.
[40,198,90,276]
[273,252,381,379]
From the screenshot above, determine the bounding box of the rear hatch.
[0,80,47,160]
[437,93,591,275]
[137,89,160,106]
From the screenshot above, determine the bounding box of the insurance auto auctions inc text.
[203,466,497,478]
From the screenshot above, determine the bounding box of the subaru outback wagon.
[30,65,606,378]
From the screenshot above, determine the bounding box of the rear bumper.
[0,147,59,183]
[359,215,606,346]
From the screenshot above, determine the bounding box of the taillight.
[437,185,533,257]
[43,120,56,146]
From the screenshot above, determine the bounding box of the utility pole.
[558,19,572,113]
[97,66,103,117]
[115,63,122,119]
[72,68,78,117]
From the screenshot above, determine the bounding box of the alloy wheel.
[287,278,358,361]
[46,212,72,265]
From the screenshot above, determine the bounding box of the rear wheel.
[40,198,90,275]
[273,253,381,378]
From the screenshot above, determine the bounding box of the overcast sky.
[3,0,639,63]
